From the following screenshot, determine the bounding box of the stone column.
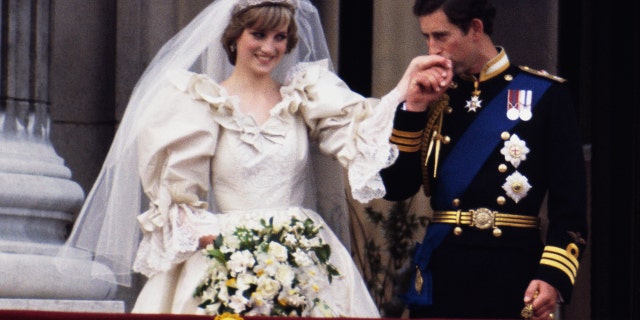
[0,0,119,311]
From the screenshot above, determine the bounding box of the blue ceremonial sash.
[404,72,552,306]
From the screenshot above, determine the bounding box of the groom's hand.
[398,55,452,112]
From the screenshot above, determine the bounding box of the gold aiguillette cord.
[424,113,444,178]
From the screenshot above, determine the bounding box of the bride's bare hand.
[198,235,217,249]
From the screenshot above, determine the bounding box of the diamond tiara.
[232,0,296,14]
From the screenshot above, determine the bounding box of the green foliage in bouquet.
[194,216,340,316]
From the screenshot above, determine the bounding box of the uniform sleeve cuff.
[536,245,581,303]
[394,102,428,131]
[389,102,428,153]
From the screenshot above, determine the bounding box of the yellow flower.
[215,312,243,320]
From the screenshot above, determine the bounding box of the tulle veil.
[57,0,348,288]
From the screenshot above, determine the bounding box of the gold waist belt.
[432,208,540,237]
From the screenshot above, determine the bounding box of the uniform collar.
[461,47,510,82]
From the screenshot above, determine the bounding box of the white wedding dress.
[130,60,399,317]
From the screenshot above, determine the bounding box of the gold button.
[493,228,503,237]
[504,74,513,81]
[452,198,460,207]
[501,131,511,140]
[498,164,508,173]
[497,196,506,205]
[446,107,453,114]
[442,136,451,144]
[512,182,523,192]
[454,226,463,236]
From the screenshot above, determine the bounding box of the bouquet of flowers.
[194,214,340,316]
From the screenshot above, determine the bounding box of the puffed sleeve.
[281,60,401,203]
[132,69,230,278]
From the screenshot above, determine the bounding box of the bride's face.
[235,22,289,76]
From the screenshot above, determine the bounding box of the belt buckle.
[469,208,495,230]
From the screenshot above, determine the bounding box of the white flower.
[283,233,298,246]
[275,263,295,286]
[255,276,281,300]
[292,248,313,267]
[268,241,289,262]
[229,292,249,314]
[500,134,529,168]
[254,252,277,277]
[235,272,256,292]
[298,236,313,248]
[279,287,306,307]
[221,235,241,252]
[502,171,532,203]
[248,293,273,316]
[272,212,295,232]
[195,216,339,316]
[227,250,255,276]
[217,284,230,303]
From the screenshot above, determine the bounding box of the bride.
[59,0,450,316]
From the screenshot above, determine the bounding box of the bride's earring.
[230,44,236,52]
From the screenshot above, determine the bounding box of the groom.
[380,0,588,319]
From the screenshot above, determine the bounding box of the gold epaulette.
[519,65,567,83]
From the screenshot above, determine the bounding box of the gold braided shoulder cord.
[420,94,450,196]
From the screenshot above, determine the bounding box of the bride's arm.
[285,61,400,203]
[133,72,222,278]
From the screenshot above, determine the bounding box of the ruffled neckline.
[168,59,329,151]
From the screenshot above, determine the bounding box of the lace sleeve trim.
[133,198,219,278]
[347,90,401,203]
[282,63,401,203]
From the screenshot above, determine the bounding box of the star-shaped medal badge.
[502,171,532,203]
[465,95,482,112]
[500,134,529,168]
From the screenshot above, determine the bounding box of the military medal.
[506,89,520,120]
[465,80,482,112]
[519,89,533,121]
[506,89,533,121]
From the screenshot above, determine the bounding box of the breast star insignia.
[465,95,483,112]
